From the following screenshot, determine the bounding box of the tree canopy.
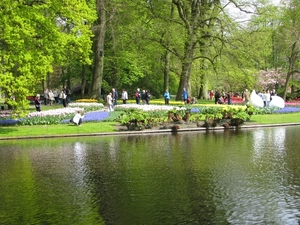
[0,0,96,112]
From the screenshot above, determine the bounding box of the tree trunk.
[176,60,193,100]
[90,0,106,99]
[163,50,170,93]
[81,64,86,98]
[283,42,298,101]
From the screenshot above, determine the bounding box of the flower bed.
[0,102,104,126]
[1,102,300,126]
[61,111,110,123]
[75,99,98,103]
[285,101,300,107]
[115,104,186,111]
[274,107,300,113]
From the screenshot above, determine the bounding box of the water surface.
[0,126,300,224]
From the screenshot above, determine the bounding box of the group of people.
[241,88,277,107]
[106,88,122,112]
[214,90,233,105]
[257,89,277,107]
[164,88,197,105]
[135,88,151,105]
[34,87,71,112]
[211,88,277,107]
[105,87,198,109]
[105,88,152,112]
[106,88,132,112]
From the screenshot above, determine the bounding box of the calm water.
[0,126,300,225]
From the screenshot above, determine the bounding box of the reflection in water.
[0,127,300,224]
[252,127,286,160]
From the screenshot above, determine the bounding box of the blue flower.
[0,119,20,126]
[274,107,300,113]
[61,111,110,123]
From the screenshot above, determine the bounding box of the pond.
[0,126,300,225]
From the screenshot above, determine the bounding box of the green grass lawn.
[0,122,118,138]
[250,112,300,124]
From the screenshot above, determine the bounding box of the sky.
[226,0,283,23]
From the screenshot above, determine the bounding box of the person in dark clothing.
[112,88,118,106]
[224,92,232,105]
[145,90,151,104]
[215,90,221,104]
[34,94,42,112]
[65,87,71,104]
[135,88,141,104]
[101,87,105,100]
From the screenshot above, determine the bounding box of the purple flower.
[274,107,300,113]
[82,111,110,122]
[61,111,110,123]
[0,119,20,126]
[191,108,200,113]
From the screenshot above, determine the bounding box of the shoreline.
[1,122,300,141]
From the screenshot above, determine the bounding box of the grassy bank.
[1,112,300,139]
[250,112,300,124]
[0,122,118,138]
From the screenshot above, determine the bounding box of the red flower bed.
[285,101,300,107]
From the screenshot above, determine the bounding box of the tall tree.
[275,0,300,100]
[0,0,96,112]
[90,0,108,99]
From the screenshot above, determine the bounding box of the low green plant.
[19,114,74,125]
[118,109,151,130]
[232,111,250,121]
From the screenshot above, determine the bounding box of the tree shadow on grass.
[0,127,18,135]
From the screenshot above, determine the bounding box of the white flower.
[68,102,104,107]
[27,107,83,117]
[115,104,186,111]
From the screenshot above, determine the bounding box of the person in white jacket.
[71,111,84,126]
[264,90,271,107]
[106,92,113,112]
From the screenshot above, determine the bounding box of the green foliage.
[102,111,123,122]
[231,111,250,121]
[0,0,96,112]
[118,109,150,130]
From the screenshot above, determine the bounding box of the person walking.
[164,89,170,105]
[243,89,250,105]
[43,89,49,105]
[58,89,63,104]
[135,88,141,104]
[145,90,151,105]
[209,90,214,100]
[182,88,188,104]
[141,90,146,104]
[101,87,106,101]
[225,92,232,105]
[261,90,266,107]
[65,87,71,105]
[34,94,41,112]
[48,90,54,106]
[61,90,67,107]
[106,92,113,112]
[121,89,128,104]
[112,88,118,106]
[264,90,271,107]
[53,89,58,104]
[215,90,221,104]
